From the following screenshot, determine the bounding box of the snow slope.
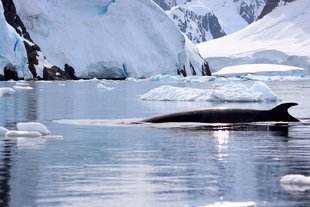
[197,0,310,73]
[13,0,207,79]
[0,2,32,80]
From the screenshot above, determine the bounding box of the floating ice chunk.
[17,122,50,135]
[201,201,256,207]
[0,127,9,136]
[281,174,310,185]
[140,81,279,102]
[96,83,115,91]
[0,87,15,95]
[6,130,42,138]
[13,81,33,90]
[280,174,310,192]
[211,82,279,102]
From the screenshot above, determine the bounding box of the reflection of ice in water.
[213,130,229,160]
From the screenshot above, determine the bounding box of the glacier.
[197,0,310,74]
[13,0,209,79]
[0,1,32,80]
[155,0,266,43]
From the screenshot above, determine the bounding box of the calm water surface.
[0,79,310,207]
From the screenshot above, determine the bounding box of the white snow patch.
[17,122,50,135]
[0,87,15,95]
[201,201,256,207]
[213,64,305,77]
[140,81,279,102]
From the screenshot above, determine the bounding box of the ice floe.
[140,81,279,102]
[6,130,42,138]
[0,87,15,95]
[201,201,256,207]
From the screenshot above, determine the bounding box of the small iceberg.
[140,81,280,102]
[280,174,310,192]
[17,122,50,135]
[1,122,53,138]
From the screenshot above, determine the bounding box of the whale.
[141,102,299,123]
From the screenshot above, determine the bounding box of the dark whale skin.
[142,103,299,123]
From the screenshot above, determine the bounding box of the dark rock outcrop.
[201,61,211,76]
[3,64,19,81]
[64,64,78,80]
[202,13,226,40]
[42,65,77,81]
[177,60,211,77]
[1,0,40,78]
[171,6,226,43]
[258,0,295,19]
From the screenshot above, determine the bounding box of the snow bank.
[0,2,32,79]
[213,64,305,77]
[14,0,206,78]
[0,87,15,95]
[140,81,279,102]
[197,0,310,73]
[16,122,50,135]
[201,201,256,207]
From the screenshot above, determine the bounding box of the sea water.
[0,78,310,207]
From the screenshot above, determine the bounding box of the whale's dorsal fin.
[270,102,299,121]
[270,102,298,112]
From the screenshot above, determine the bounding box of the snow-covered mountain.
[153,0,266,43]
[197,0,309,73]
[0,1,32,80]
[1,0,210,80]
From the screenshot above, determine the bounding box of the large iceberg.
[140,81,280,102]
[0,1,32,80]
[197,0,310,74]
[13,0,209,79]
